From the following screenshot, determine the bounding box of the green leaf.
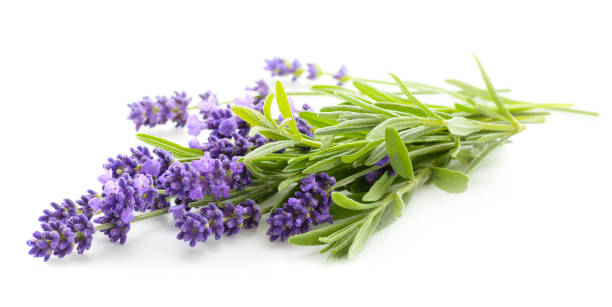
[392,192,405,217]
[334,92,398,117]
[472,54,519,126]
[374,102,428,117]
[353,80,402,102]
[431,167,469,193]
[255,128,287,141]
[315,126,370,136]
[320,105,369,113]
[232,105,272,128]
[311,84,357,95]
[366,116,421,141]
[136,134,203,159]
[446,117,482,136]
[302,156,343,174]
[332,192,379,210]
[389,73,440,119]
[288,216,364,246]
[336,117,385,129]
[385,127,415,180]
[365,141,388,166]
[363,171,396,202]
[276,80,301,137]
[244,140,297,161]
[342,140,383,163]
[298,111,338,128]
[348,209,383,258]
[277,175,305,191]
[319,222,362,243]
[262,93,276,125]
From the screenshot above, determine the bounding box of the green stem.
[94,207,169,232]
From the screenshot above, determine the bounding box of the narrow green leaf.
[353,80,403,103]
[315,126,371,136]
[446,117,482,136]
[363,171,396,202]
[275,80,301,137]
[375,102,428,117]
[385,127,415,180]
[432,167,469,193]
[136,134,203,159]
[389,73,441,119]
[262,93,276,124]
[288,216,364,246]
[366,116,422,141]
[332,192,379,210]
[392,192,405,218]
[299,111,338,128]
[255,128,288,141]
[244,140,297,161]
[319,222,362,243]
[472,54,519,126]
[336,117,385,129]
[320,105,369,113]
[277,175,305,191]
[334,92,398,117]
[302,156,343,174]
[232,105,272,128]
[348,209,383,258]
[342,140,383,163]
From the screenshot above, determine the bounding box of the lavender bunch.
[27,55,597,262]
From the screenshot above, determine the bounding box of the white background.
[1,1,611,306]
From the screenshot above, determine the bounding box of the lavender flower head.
[159,153,252,202]
[27,221,74,261]
[306,63,322,80]
[127,92,191,130]
[169,199,261,247]
[266,173,336,241]
[265,57,303,81]
[333,65,350,85]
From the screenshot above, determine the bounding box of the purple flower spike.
[173,210,212,247]
[239,199,261,229]
[203,203,224,240]
[169,91,191,128]
[306,63,322,80]
[266,173,336,241]
[291,60,303,81]
[246,80,270,98]
[221,202,244,236]
[198,90,218,115]
[333,65,350,85]
[265,57,293,76]
[67,214,95,254]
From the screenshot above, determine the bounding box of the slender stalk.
[94,207,169,232]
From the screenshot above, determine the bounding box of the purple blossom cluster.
[27,191,99,261]
[266,173,336,241]
[265,57,303,81]
[187,91,269,158]
[91,174,158,244]
[159,152,252,202]
[128,92,192,130]
[264,57,347,83]
[333,65,350,85]
[101,146,173,181]
[169,200,261,247]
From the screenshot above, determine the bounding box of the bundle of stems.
[135,55,596,259]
